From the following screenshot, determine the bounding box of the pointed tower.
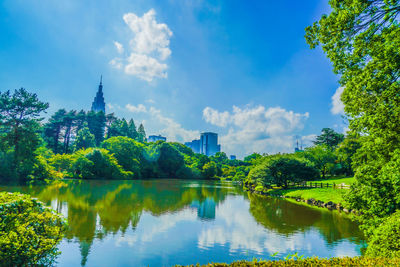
[91,75,106,113]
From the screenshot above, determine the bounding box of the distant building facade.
[184,139,201,154]
[91,76,106,113]
[200,132,221,156]
[190,198,216,220]
[230,155,236,160]
[148,135,166,142]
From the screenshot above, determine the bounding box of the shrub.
[101,136,144,178]
[175,257,400,266]
[0,192,66,266]
[366,210,400,258]
[72,148,132,179]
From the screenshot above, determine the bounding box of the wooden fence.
[287,181,350,189]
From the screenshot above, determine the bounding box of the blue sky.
[0,0,346,158]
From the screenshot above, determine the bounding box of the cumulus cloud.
[203,105,310,157]
[114,41,124,54]
[126,103,147,113]
[124,53,168,82]
[331,86,345,115]
[124,103,199,142]
[149,107,199,142]
[110,9,173,82]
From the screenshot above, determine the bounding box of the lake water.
[0,179,365,266]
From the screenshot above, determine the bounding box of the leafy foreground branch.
[176,257,400,267]
[0,192,67,266]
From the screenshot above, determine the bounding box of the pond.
[0,179,365,266]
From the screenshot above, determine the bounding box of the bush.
[175,257,400,266]
[366,210,400,258]
[0,192,66,266]
[72,148,132,179]
[101,136,144,178]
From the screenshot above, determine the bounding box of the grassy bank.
[258,177,355,207]
[271,187,346,204]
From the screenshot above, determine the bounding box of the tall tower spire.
[91,76,106,113]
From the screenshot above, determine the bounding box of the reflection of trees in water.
[248,193,364,245]
[6,180,233,266]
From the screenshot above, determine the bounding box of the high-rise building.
[200,132,221,156]
[148,135,167,142]
[91,76,106,113]
[185,139,201,153]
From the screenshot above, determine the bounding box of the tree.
[306,0,400,233]
[202,161,218,179]
[74,123,96,150]
[211,152,228,164]
[247,155,319,189]
[314,128,344,149]
[304,145,336,179]
[0,88,49,179]
[127,119,138,140]
[101,136,144,178]
[335,135,361,176]
[137,123,146,143]
[72,148,131,179]
[157,142,184,177]
[43,109,66,153]
[86,111,106,146]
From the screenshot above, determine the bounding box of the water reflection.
[0,180,365,266]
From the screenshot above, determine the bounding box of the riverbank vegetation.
[177,257,400,266]
[0,192,66,265]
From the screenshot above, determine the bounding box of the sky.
[0,0,347,158]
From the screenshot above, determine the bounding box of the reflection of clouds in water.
[197,196,355,257]
[115,208,197,247]
[110,195,360,261]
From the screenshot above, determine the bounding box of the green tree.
[306,0,400,233]
[157,142,184,177]
[304,145,336,179]
[72,148,131,179]
[43,109,66,153]
[247,155,319,188]
[0,192,66,266]
[0,88,49,180]
[86,111,106,146]
[202,161,218,179]
[335,135,361,176]
[137,123,146,143]
[128,119,138,140]
[74,123,96,150]
[101,136,145,178]
[314,128,344,150]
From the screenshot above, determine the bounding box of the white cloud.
[109,58,123,69]
[123,9,172,60]
[203,105,310,157]
[126,103,147,113]
[331,86,345,115]
[124,53,168,82]
[149,107,199,142]
[203,107,231,127]
[114,41,124,54]
[111,9,173,82]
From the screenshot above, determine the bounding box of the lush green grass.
[277,188,346,204]
[263,177,355,205]
[313,176,355,186]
